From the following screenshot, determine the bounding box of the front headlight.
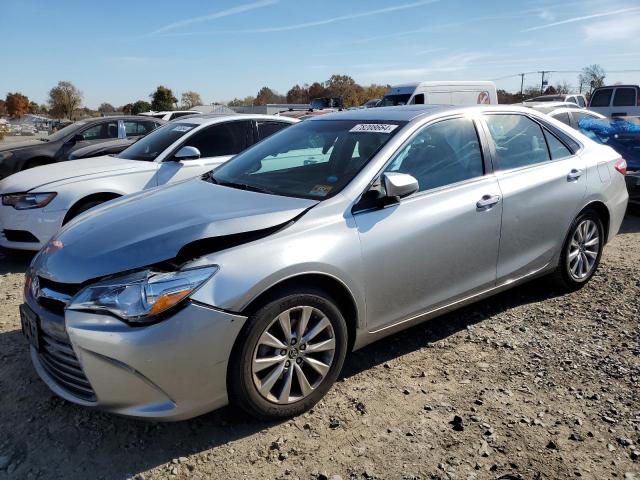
[2,192,57,210]
[68,266,218,323]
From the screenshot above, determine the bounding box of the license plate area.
[20,304,40,351]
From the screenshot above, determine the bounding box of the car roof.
[307,104,538,122]
[79,115,165,123]
[168,113,299,126]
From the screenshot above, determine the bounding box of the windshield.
[210,119,406,199]
[118,122,197,161]
[379,94,412,107]
[310,98,330,110]
[46,121,87,142]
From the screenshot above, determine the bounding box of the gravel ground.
[0,213,638,480]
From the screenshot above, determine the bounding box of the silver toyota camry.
[22,105,628,420]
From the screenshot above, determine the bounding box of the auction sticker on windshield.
[309,185,333,196]
[172,125,195,132]
[349,124,399,133]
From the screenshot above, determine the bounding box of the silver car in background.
[22,105,628,421]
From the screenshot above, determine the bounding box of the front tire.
[553,209,604,291]
[228,288,348,420]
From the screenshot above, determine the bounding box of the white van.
[588,85,640,117]
[379,81,498,107]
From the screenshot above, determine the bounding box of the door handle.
[476,194,501,210]
[567,168,583,181]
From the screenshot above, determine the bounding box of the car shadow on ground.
[0,277,565,480]
[0,248,34,275]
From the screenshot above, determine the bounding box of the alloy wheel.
[567,219,600,280]
[251,306,336,404]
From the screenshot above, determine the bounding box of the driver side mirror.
[173,146,201,161]
[382,172,419,199]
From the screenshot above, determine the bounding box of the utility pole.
[519,73,525,101]
[539,71,550,95]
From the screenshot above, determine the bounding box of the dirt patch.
[0,215,639,480]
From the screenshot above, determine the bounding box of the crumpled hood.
[32,178,318,284]
[0,156,147,193]
[0,139,42,152]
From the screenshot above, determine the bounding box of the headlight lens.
[2,192,57,210]
[68,266,218,323]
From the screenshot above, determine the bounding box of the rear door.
[354,116,502,331]
[155,120,252,184]
[481,113,586,282]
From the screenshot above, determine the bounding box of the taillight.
[614,158,627,175]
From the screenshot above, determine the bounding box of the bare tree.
[181,91,203,109]
[48,81,83,119]
[578,65,606,95]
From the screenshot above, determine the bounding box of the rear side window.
[613,88,636,107]
[384,117,484,192]
[184,120,250,157]
[123,121,157,137]
[80,121,119,140]
[256,121,291,141]
[550,112,571,126]
[484,114,550,170]
[544,130,572,160]
[590,88,613,107]
[577,96,586,107]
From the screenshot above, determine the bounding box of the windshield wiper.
[215,179,276,195]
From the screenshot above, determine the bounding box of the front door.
[354,116,502,332]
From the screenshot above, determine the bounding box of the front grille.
[38,330,96,402]
[3,229,39,243]
[35,277,81,316]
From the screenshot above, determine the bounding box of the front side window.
[379,94,412,107]
[590,88,613,107]
[211,119,406,199]
[81,121,119,140]
[613,88,636,107]
[412,94,425,105]
[184,120,250,158]
[118,122,197,161]
[384,117,484,192]
[484,114,550,170]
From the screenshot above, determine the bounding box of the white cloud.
[149,0,278,35]
[523,6,640,32]
[235,0,440,33]
[361,53,487,80]
[583,14,640,41]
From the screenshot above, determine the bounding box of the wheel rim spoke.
[278,311,292,341]
[278,365,294,403]
[258,362,285,396]
[258,331,286,349]
[302,316,331,344]
[297,306,312,340]
[303,356,331,376]
[294,362,313,396]
[305,337,335,353]
[253,355,285,373]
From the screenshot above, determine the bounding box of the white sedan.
[0,114,297,250]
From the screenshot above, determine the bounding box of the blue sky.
[2,0,639,108]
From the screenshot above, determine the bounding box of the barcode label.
[349,124,399,133]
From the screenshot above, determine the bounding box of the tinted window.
[412,93,425,105]
[577,96,586,107]
[384,117,483,192]
[613,88,636,107]
[184,121,250,157]
[544,130,572,159]
[257,121,291,141]
[80,121,119,140]
[590,88,613,107]
[551,112,571,126]
[379,94,412,106]
[485,114,550,169]
[211,120,405,199]
[123,120,157,137]
[118,122,197,161]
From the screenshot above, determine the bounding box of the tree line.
[0,65,611,120]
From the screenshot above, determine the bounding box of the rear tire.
[228,287,348,420]
[552,209,604,291]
